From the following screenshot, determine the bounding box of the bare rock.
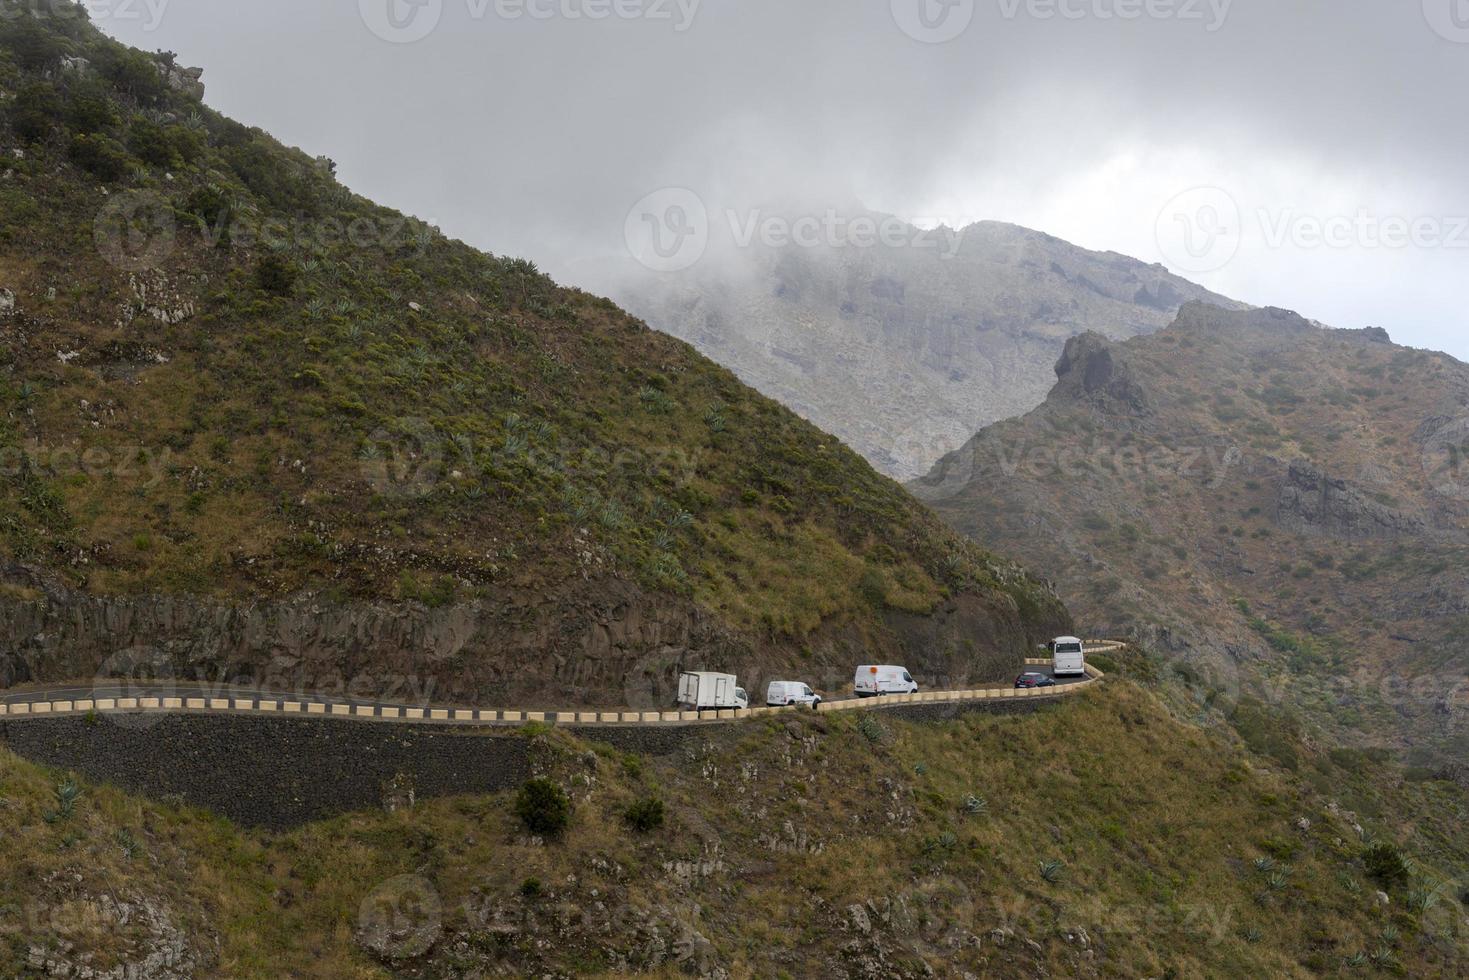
[1054,332,1153,418]
[1276,460,1428,541]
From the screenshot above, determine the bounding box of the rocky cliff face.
[919,304,1469,764]
[1277,460,1431,541]
[615,219,1242,479]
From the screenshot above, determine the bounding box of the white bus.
[1052,637,1086,678]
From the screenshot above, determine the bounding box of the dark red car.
[1015,671,1057,689]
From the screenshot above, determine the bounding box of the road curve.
[0,643,1124,729]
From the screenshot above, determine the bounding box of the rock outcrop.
[1053,332,1153,418]
[1276,461,1427,541]
[160,62,205,99]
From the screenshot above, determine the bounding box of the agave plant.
[963,795,988,816]
[54,779,82,819]
[1241,927,1262,944]
[1253,856,1276,874]
[1369,945,1399,969]
[1343,951,1366,968]
[1038,859,1066,883]
[598,500,627,531]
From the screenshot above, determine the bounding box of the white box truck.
[677,672,749,711]
[1052,636,1086,678]
[854,665,918,698]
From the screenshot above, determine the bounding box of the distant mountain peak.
[614,215,1245,479]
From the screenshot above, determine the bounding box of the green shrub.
[129,118,179,167]
[68,133,131,182]
[1362,842,1409,888]
[255,255,298,296]
[65,81,119,133]
[519,877,542,899]
[623,797,665,833]
[185,184,233,231]
[513,778,571,837]
[12,82,63,141]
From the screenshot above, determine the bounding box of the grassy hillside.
[2,682,1466,977]
[0,3,1065,699]
[918,304,1469,767]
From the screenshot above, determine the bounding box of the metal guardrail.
[0,645,1117,729]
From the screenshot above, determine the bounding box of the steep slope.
[918,303,1469,766]
[4,683,1467,977]
[0,6,1066,706]
[614,216,1244,480]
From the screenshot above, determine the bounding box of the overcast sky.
[98,1,1469,358]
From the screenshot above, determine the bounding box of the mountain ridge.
[918,301,1469,767]
[612,212,1247,479]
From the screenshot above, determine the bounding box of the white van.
[1052,637,1086,678]
[766,680,821,708]
[677,672,749,711]
[854,665,918,698]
